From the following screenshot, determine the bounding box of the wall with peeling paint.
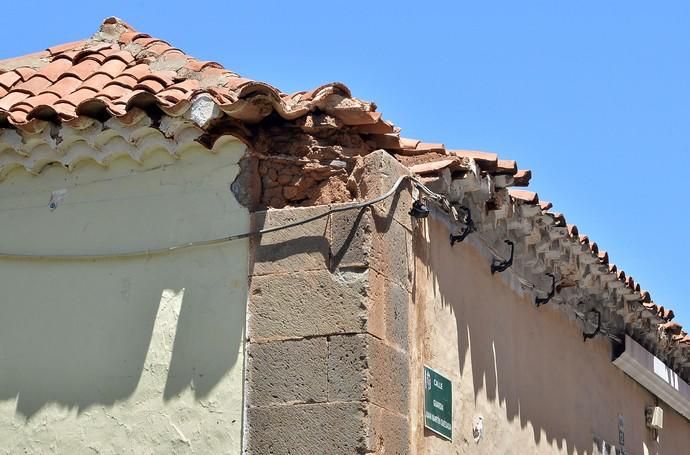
[0,137,248,453]
[410,214,690,455]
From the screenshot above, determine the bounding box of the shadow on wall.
[415,218,622,455]
[0,246,244,419]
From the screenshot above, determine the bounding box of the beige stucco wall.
[0,137,249,454]
[411,214,690,454]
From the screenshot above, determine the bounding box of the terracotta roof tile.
[79,73,113,92]
[513,169,531,186]
[15,75,53,94]
[47,39,88,56]
[15,92,60,110]
[141,71,176,86]
[121,63,151,80]
[496,159,517,174]
[98,83,131,100]
[55,87,98,106]
[158,87,187,103]
[0,71,21,89]
[133,79,165,93]
[183,60,220,72]
[538,200,553,211]
[45,76,84,97]
[399,138,421,149]
[0,90,30,110]
[95,58,128,78]
[449,150,498,167]
[169,79,200,92]
[35,58,73,82]
[409,158,458,175]
[65,59,101,80]
[509,189,539,204]
[118,31,148,45]
[597,251,609,265]
[14,67,37,81]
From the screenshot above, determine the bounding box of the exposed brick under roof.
[0,18,687,374]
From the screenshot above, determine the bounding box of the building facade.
[0,17,688,454]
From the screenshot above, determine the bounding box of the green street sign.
[424,365,452,440]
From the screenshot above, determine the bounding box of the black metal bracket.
[409,199,430,219]
[491,240,514,274]
[450,206,476,245]
[582,309,601,342]
[535,273,556,307]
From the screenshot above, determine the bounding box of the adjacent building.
[0,17,688,454]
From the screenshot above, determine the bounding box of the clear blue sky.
[2,2,689,325]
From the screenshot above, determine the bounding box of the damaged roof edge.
[0,16,686,378]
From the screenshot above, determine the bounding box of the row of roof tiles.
[0,17,369,132]
[508,189,688,346]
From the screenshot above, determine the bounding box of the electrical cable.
[0,170,617,340]
[0,174,425,261]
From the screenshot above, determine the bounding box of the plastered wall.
[0,137,249,453]
[410,214,690,455]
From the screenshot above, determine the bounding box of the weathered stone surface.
[248,269,368,340]
[251,206,330,275]
[368,271,410,350]
[369,335,410,414]
[368,404,410,455]
[330,206,374,270]
[328,334,409,414]
[358,150,414,231]
[246,402,368,454]
[329,203,410,291]
[247,338,328,406]
[370,217,411,290]
[328,334,368,402]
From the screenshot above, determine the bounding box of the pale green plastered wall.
[0,136,249,453]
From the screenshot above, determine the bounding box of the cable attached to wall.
[1,171,605,340]
[535,273,556,307]
[0,175,438,261]
[490,240,514,274]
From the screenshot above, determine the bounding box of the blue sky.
[2,2,689,325]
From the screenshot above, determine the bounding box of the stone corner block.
[367,403,411,454]
[368,271,410,350]
[251,206,330,275]
[245,402,368,455]
[247,338,328,407]
[369,218,411,290]
[248,269,368,340]
[329,206,374,270]
[328,334,409,414]
[360,149,415,231]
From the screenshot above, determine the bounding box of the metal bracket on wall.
[582,309,601,342]
[450,206,475,245]
[490,240,514,274]
[409,199,430,219]
[535,273,556,307]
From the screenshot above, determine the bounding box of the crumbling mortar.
[248,332,367,345]
[244,115,376,209]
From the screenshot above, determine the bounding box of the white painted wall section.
[0,136,249,453]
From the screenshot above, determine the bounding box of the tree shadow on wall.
[0,246,244,419]
[415,219,607,455]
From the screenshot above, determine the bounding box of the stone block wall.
[244,151,414,454]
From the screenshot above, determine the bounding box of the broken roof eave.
[0,16,687,381]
